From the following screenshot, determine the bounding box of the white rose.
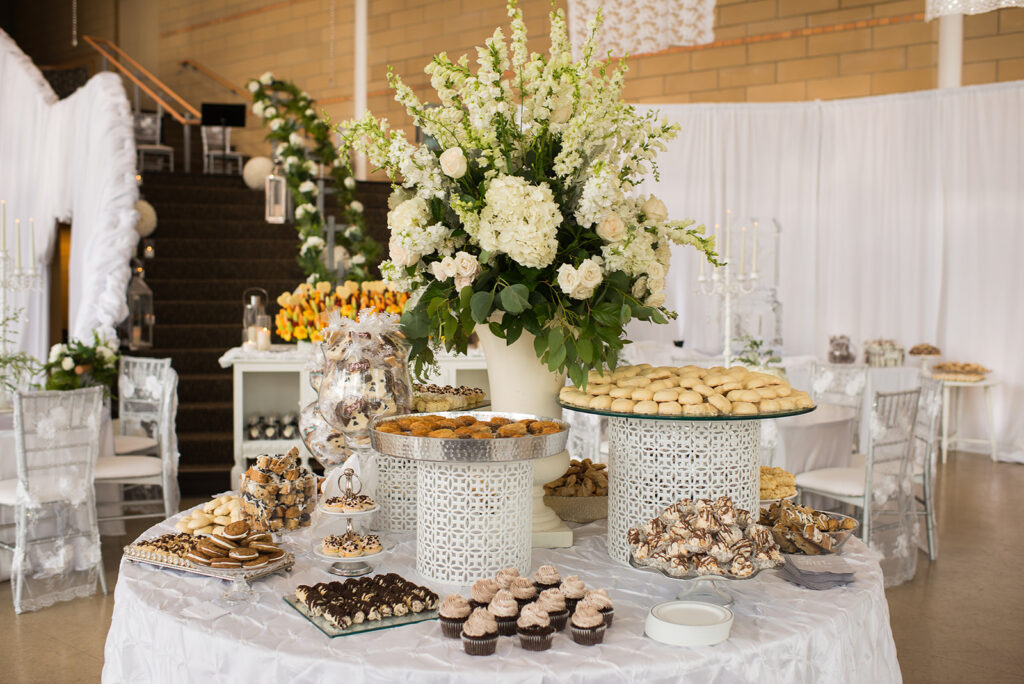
[577,258,603,291]
[285,156,299,169]
[304,160,318,174]
[263,106,277,119]
[344,176,356,190]
[48,344,66,363]
[296,203,316,219]
[252,101,265,117]
[454,275,475,290]
[349,201,364,213]
[452,251,480,279]
[642,195,669,223]
[439,147,468,179]
[305,108,315,117]
[549,103,572,124]
[289,132,304,147]
[645,292,667,307]
[556,263,582,297]
[389,237,418,267]
[259,71,274,85]
[247,81,260,93]
[299,180,318,196]
[61,357,74,371]
[647,262,666,282]
[596,212,626,242]
[631,276,648,298]
[269,118,284,131]
[648,276,666,294]
[430,261,449,280]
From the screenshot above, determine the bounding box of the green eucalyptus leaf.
[499,284,530,313]
[470,291,495,324]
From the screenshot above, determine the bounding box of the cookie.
[265,549,286,562]
[249,541,280,553]
[185,551,212,566]
[210,558,242,569]
[223,521,250,541]
[244,533,272,545]
[243,557,269,569]
[208,534,238,550]
[633,400,659,415]
[228,547,259,561]
[196,540,226,557]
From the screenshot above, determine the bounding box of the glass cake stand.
[628,556,770,607]
[560,402,815,565]
[314,468,384,577]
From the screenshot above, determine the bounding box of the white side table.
[940,377,1000,463]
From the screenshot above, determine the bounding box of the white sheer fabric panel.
[631,81,1024,461]
[0,30,138,359]
[925,0,1024,20]
[567,0,715,60]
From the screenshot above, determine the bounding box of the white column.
[938,14,963,89]
[353,0,368,180]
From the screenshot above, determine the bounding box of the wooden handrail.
[81,35,200,124]
[179,58,248,98]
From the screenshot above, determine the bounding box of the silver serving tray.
[122,544,295,582]
[369,411,568,463]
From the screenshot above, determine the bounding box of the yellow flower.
[294,326,308,340]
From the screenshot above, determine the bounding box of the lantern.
[242,287,268,350]
[265,164,288,224]
[125,259,154,350]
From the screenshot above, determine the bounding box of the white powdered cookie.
[732,401,758,415]
[719,381,743,393]
[793,395,814,409]
[683,403,716,416]
[619,376,651,388]
[633,400,659,415]
[703,373,729,387]
[727,389,761,403]
[644,369,673,380]
[658,401,683,415]
[776,397,796,411]
[774,385,793,397]
[744,376,769,390]
[646,379,672,392]
[755,387,778,399]
[677,376,701,389]
[727,366,750,377]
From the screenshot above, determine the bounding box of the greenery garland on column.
[248,72,381,283]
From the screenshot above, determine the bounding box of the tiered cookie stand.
[370,411,568,585]
[314,468,384,577]
[560,404,813,565]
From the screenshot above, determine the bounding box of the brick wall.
[6,0,1023,157]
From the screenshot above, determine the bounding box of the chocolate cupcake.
[532,564,561,593]
[570,604,607,646]
[494,567,520,590]
[581,588,614,627]
[509,577,538,609]
[559,575,587,613]
[516,603,554,651]
[461,608,498,656]
[537,588,570,631]
[486,589,520,636]
[469,578,499,610]
[438,594,472,639]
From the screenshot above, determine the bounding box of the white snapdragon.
[298,180,318,196]
[259,71,274,85]
[477,175,561,269]
[61,357,75,371]
[439,147,468,178]
[387,197,451,265]
[380,260,420,292]
[576,164,629,228]
[300,236,325,256]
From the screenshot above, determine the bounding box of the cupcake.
[580,588,614,627]
[438,594,472,639]
[537,588,569,631]
[469,578,499,610]
[509,577,538,608]
[486,589,520,636]
[570,604,607,646]
[495,567,520,590]
[461,608,499,656]
[532,564,561,593]
[559,575,587,613]
[516,603,554,651]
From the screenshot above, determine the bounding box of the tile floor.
[1,452,1022,683]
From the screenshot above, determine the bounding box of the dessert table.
[103,509,901,683]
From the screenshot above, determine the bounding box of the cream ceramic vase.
[475,324,574,549]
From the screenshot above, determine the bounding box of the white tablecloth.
[773,404,857,474]
[103,509,901,683]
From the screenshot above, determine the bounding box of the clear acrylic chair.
[912,376,943,561]
[0,387,107,613]
[809,362,868,453]
[96,357,180,521]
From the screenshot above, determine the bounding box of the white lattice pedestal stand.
[376,454,417,533]
[416,460,533,584]
[370,411,569,585]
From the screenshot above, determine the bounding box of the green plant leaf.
[470,291,495,324]
[577,337,594,365]
[499,284,530,314]
[402,307,430,339]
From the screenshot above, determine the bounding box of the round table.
[773,404,857,474]
[103,510,901,683]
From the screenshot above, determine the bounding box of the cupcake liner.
[563,597,583,614]
[461,633,498,656]
[469,600,491,611]
[440,616,467,639]
[514,596,538,610]
[548,609,569,631]
[533,581,560,594]
[600,608,614,627]
[517,631,554,651]
[494,615,518,636]
[570,623,607,646]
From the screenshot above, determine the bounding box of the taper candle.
[739,225,746,276]
[29,218,35,275]
[1,200,5,251]
[752,220,758,273]
[14,218,21,271]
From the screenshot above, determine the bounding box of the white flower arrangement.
[298,180,318,196]
[300,235,326,256]
[337,0,716,385]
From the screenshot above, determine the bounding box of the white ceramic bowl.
[644,601,734,647]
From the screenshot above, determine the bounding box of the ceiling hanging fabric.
[567,0,715,61]
[925,0,1024,20]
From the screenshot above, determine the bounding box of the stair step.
[177,374,232,403]
[155,300,244,325]
[150,238,301,261]
[156,202,266,221]
[177,401,233,433]
[178,431,233,468]
[145,278,300,301]
[145,257,300,281]
[143,185,257,206]
[151,219,299,241]
[154,323,246,349]
[143,171,245,188]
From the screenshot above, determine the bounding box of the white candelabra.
[696,210,759,365]
[0,201,42,355]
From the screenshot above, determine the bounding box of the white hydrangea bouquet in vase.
[340,0,717,547]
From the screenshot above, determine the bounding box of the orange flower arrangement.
[275,281,409,342]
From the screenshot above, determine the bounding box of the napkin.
[778,556,856,590]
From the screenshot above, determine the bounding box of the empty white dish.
[644,600,734,647]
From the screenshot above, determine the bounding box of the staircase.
[140,172,304,494]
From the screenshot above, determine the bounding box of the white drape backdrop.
[0,29,138,360]
[630,81,1024,461]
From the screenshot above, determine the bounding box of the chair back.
[866,388,920,468]
[118,356,173,439]
[914,376,943,446]
[133,112,161,145]
[810,362,867,450]
[201,125,231,153]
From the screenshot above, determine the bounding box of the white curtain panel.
[632,81,1024,461]
[0,30,138,359]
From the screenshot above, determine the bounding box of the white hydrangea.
[387,197,451,265]
[295,203,316,219]
[300,236,325,256]
[477,175,561,269]
[298,180,318,196]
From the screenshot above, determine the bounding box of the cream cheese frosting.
[462,607,497,637]
[533,564,561,586]
[439,594,471,619]
[571,604,604,629]
[581,588,613,611]
[486,589,519,618]
[559,575,586,599]
[495,567,520,590]
[470,578,499,604]
[537,588,566,613]
[516,603,551,629]
[510,577,537,600]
